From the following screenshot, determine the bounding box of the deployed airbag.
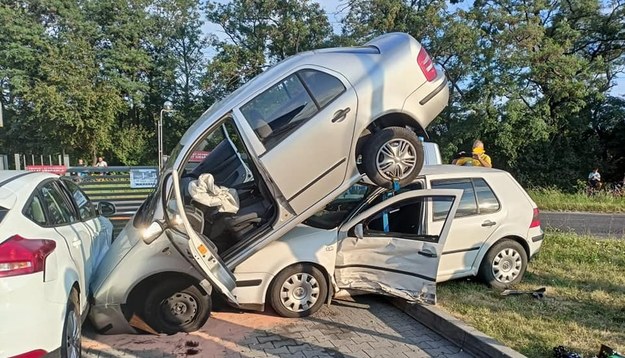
[189,173,240,214]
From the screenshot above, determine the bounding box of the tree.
[203,0,333,97]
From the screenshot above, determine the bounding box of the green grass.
[529,188,625,213]
[437,232,625,357]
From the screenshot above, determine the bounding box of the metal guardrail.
[68,166,157,237]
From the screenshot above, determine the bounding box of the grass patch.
[437,232,625,357]
[529,188,625,213]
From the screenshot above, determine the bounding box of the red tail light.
[417,47,437,81]
[530,208,541,228]
[0,235,56,278]
[10,350,48,358]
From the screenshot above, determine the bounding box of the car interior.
[179,119,276,254]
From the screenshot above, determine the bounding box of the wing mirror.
[97,201,116,217]
[354,223,364,240]
[142,220,165,245]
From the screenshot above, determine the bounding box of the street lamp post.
[158,101,174,173]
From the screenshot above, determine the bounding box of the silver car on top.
[89,32,450,334]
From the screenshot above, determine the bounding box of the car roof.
[0,171,57,209]
[419,164,506,177]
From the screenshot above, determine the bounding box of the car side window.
[304,183,374,229]
[473,178,500,214]
[299,70,345,107]
[241,74,318,150]
[63,180,97,221]
[25,195,47,225]
[40,183,76,225]
[431,179,477,220]
[362,196,453,242]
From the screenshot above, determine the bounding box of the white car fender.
[234,226,338,303]
[469,223,531,276]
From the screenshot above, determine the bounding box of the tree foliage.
[1,0,624,188]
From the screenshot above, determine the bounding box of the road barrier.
[68,166,157,238]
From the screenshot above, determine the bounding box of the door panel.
[257,71,358,214]
[428,177,505,278]
[164,170,239,305]
[39,182,92,306]
[335,189,461,303]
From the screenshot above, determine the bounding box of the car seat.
[189,186,272,253]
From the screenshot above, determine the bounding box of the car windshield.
[304,183,376,229]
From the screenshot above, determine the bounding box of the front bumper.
[89,302,137,335]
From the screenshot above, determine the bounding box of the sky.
[201,0,625,97]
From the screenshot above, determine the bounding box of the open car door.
[163,169,239,305]
[334,189,461,304]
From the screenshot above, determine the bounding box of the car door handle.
[331,107,351,123]
[418,250,437,258]
[482,220,497,227]
[72,239,82,247]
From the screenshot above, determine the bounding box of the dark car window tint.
[363,196,453,241]
[304,183,374,229]
[25,196,47,225]
[64,180,97,220]
[474,178,500,214]
[241,74,318,150]
[299,70,345,108]
[431,179,477,220]
[40,183,75,225]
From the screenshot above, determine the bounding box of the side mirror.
[354,223,364,240]
[97,201,116,217]
[142,221,164,245]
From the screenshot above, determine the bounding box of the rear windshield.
[0,207,8,224]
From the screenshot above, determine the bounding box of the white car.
[0,171,115,358]
[90,165,543,333]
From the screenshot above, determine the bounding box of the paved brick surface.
[82,296,472,358]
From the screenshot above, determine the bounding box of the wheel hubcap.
[376,139,417,180]
[162,293,198,325]
[66,307,80,358]
[492,248,522,283]
[280,273,320,313]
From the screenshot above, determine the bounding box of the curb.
[392,299,526,358]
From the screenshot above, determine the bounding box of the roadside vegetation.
[438,232,625,358]
[528,188,625,213]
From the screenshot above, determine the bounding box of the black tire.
[143,279,211,334]
[478,240,528,289]
[61,289,81,358]
[362,127,424,188]
[269,264,328,318]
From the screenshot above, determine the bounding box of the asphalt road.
[541,211,625,238]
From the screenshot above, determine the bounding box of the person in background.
[587,167,601,191]
[95,156,108,176]
[454,140,493,168]
[95,156,108,167]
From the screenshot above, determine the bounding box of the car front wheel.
[269,264,328,318]
[478,240,528,289]
[143,278,211,334]
[362,127,424,188]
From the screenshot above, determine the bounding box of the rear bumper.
[0,274,65,357]
[528,231,545,260]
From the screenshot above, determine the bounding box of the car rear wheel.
[143,279,211,334]
[61,289,81,358]
[362,127,424,188]
[478,240,528,289]
[269,264,328,318]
